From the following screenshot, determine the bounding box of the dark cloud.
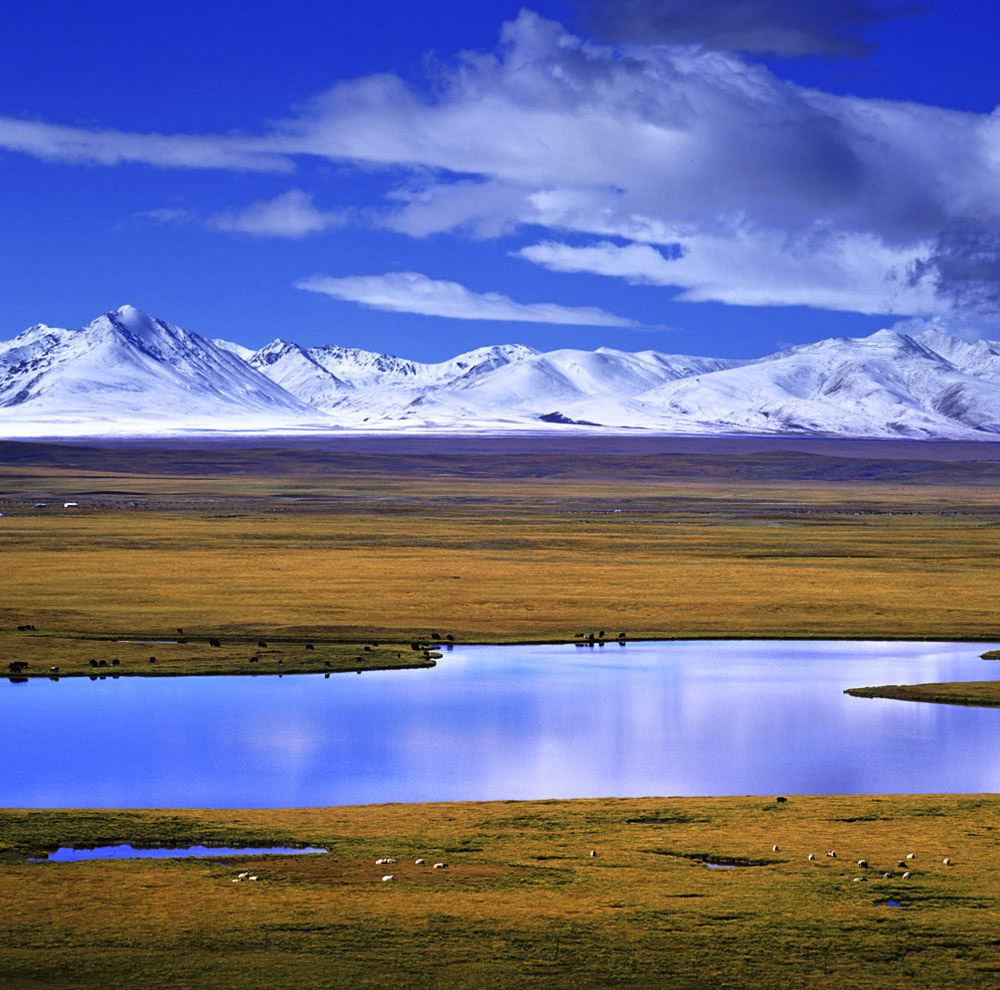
[909,220,1000,316]
[578,0,924,58]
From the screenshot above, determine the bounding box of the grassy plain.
[3,435,1000,988]
[3,436,1000,650]
[3,796,1000,989]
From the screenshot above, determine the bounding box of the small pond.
[3,640,1000,807]
[29,845,329,862]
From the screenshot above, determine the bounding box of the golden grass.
[3,796,1000,988]
[4,490,1000,645]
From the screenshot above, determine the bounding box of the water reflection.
[30,845,328,862]
[3,641,1000,807]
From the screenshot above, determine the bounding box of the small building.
[63,502,79,508]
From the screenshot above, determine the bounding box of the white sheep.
[807,854,816,861]
[902,871,912,879]
[382,874,395,882]
[772,844,780,852]
[415,858,425,865]
[433,862,447,869]
[943,857,952,866]
[857,859,868,869]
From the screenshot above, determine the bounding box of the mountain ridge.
[2,306,1000,440]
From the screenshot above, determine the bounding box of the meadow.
[3,796,1000,988]
[3,434,1000,987]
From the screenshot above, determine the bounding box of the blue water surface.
[4,640,1000,807]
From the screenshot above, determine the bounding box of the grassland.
[4,436,1000,650]
[3,435,1000,988]
[3,796,1000,989]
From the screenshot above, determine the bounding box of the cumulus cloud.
[269,11,998,316]
[3,10,998,318]
[296,271,642,326]
[209,189,346,238]
[575,0,922,58]
[0,116,292,172]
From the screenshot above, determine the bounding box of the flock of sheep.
[772,843,952,882]
[376,856,448,882]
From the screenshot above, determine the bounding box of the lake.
[4,640,1000,807]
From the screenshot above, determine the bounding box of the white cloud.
[0,116,292,172]
[6,11,1000,315]
[517,226,941,315]
[296,271,641,326]
[132,207,194,226]
[209,189,346,239]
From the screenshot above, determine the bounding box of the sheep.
[381,874,395,882]
[589,850,597,857]
[906,853,915,859]
[375,858,397,865]
[209,638,221,648]
[827,850,837,858]
[897,861,907,868]
[943,857,953,866]
[433,862,447,869]
[415,858,425,865]
[857,859,869,869]
[772,844,780,852]
[883,872,892,879]
[807,854,816,861]
[902,871,912,879]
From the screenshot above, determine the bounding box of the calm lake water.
[4,641,1000,807]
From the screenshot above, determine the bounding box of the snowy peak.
[0,306,321,432]
[4,309,1000,439]
[301,342,538,390]
[248,338,352,409]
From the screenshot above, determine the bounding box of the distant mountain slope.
[617,330,1000,438]
[0,305,323,435]
[3,305,1000,439]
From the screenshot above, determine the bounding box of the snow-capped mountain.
[3,305,1000,439]
[612,330,1000,438]
[0,305,323,435]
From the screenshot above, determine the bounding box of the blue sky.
[2,0,999,360]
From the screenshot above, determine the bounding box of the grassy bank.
[845,681,1000,706]
[3,796,1000,988]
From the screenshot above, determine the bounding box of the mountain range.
[2,305,1000,440]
